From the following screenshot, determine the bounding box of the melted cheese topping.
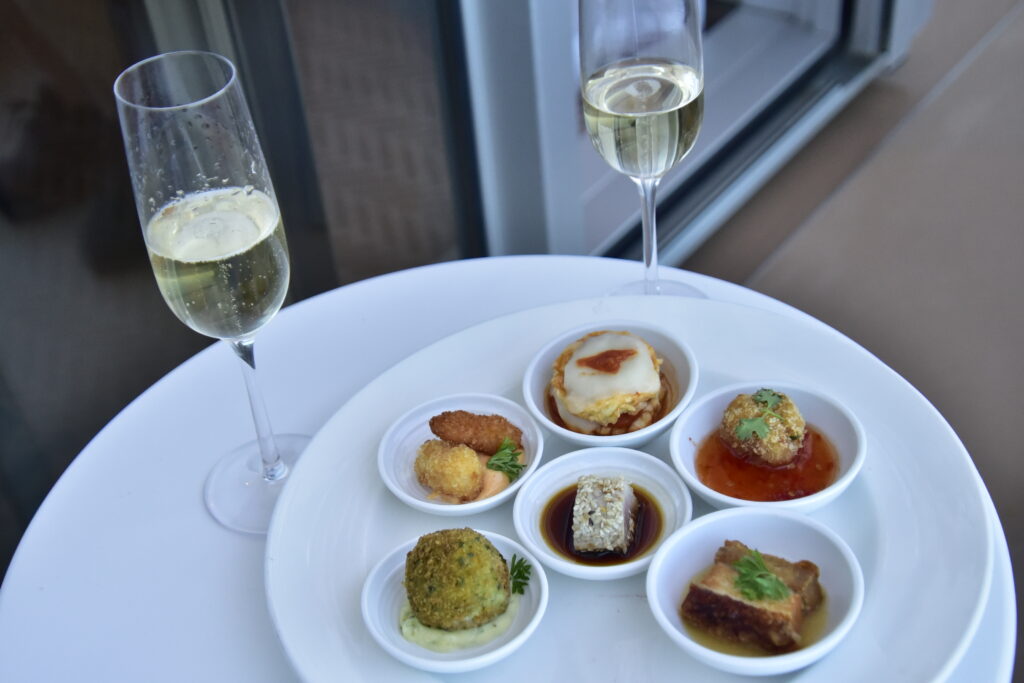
[551,331,661,426]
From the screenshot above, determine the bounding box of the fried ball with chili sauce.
[404,528,511,630]
[719,389,806,466]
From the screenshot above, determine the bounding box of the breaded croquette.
[429,410,523,455]
[414,440,484,501]
[405,528,510,630]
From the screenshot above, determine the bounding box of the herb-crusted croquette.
[414,440,484,501]
[429,410,523,455]
[719,389,806,466]
[404,528,511,630]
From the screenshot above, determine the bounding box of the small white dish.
[512,447,692,580]
[360,530,548,674]
[669,382,866,513]
[378,393,544,516]
[521,320,699,448]
[646,507,865,677]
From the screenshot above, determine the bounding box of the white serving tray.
[265,296,992,682]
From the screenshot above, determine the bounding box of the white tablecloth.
[0,256,1014,681]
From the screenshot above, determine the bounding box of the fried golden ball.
[414,440,484,501]
[404,528,511,630]
[719,389,806,466]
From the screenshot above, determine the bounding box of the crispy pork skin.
[714,540,823,613]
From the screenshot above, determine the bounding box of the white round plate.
[360,530,548,673]
[377,393,544,515]
[265,296,992,683]
[512,447,692,580]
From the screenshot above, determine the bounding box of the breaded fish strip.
[429,410,523,455]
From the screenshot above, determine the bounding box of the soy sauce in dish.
[540,483,662,565]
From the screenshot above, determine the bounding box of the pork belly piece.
[681,561,806,653]
[572,475,637,554]
[714,540,823,613]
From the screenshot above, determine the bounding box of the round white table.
[0,256,1014,681]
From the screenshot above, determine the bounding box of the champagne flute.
[114,51,309,534]
[579,0,705,296]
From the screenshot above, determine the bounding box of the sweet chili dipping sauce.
[541,484,663,565]
[696,427,839,501]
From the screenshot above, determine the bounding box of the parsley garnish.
[735,417,770,440]
[752,388,782,410]
[735,389,786,441]
[509,554,532,594]
[733,550,790,601]
[486,438,525,481]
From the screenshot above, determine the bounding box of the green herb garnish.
[752,388,782,410]
[733,550,790,601]
[735,417,770,441]
[486,438,525,481]
[735,389,786,441]
[509,554,532,594]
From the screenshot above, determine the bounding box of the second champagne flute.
[579,0,705,296]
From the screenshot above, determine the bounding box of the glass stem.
[634,176,662,295]
[229,339,287,482]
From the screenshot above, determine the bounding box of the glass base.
[204,433,311,535]
[610,278,708,298]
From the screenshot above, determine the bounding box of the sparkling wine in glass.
[114,51,309,534]
[579,0,705,296]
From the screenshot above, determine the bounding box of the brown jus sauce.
[540,484,663,565]
[695,427,838,501]
[681,573,830,656]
